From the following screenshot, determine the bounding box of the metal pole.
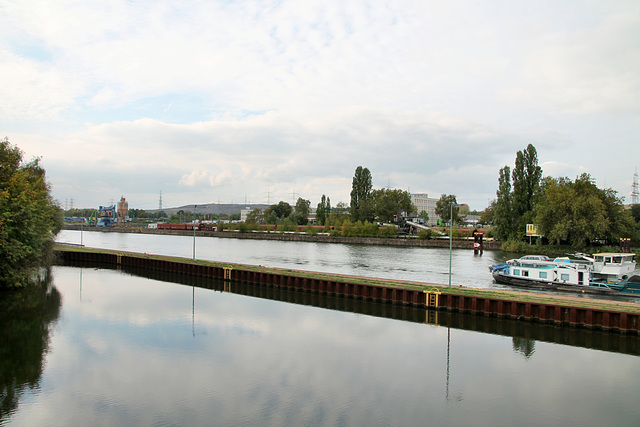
[193,205,197,260]
[448,203,458,289]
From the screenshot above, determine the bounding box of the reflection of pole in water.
[192,286,195,338]
[79,268,83,301]
[445,326,463,403]
[446,326,450,401]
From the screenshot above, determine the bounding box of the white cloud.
[501,5,640,115]
[2,0,639,210]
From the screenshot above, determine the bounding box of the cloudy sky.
[2,0,639,211]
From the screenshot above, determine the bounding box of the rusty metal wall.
[57,249,640,334]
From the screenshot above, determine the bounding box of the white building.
[240,207,252,222]
[411,193,440,226]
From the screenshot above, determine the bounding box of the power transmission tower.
[632,169,639,205]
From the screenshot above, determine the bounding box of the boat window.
[605,257,612,263]
[522,271,529,277]
[613,256,621,263]
[514,269,520,276]
[595,256,604,263]
[561,273,570,281]
[539,272,547,279]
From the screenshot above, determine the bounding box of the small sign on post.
[526,224,541,244]
[526,224,540,237]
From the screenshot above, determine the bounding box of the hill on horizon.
[149,203,271,216]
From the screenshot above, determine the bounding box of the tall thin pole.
[448,203,458,289]
[193,205,197,260]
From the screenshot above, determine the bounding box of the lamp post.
[449,203,459,288]
[193,205,197,260]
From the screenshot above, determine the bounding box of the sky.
[2,0,639,212]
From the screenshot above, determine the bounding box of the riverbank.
[55,244,640,333]
[62,224,503,250]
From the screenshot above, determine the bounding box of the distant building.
[240,207,252,222]
[411,193,440,226]
[117,196,129,223]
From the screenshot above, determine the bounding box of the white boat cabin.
[592,253,636,281]
[507,258,592,287]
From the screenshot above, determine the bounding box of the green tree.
[350,166,373,222]
[479,201,494,225]
[328,201,349,226]
[0,138,62,288]
[291,197,311,225]
[316,195,331,226]
[264,201,293,224]
[631,204,640,223]
[246,209,264,224]
[418,210,429,224]
[493,166,514,239]
[372,188,415,223]
[534,173,634,246]
[511,144,542,232]
[435,194,459,225]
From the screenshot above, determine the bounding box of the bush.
[418,229,433,240]
[377,226,397,238]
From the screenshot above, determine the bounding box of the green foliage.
[282,218,298,232]
[535,173,634,247]
[493,144,542,240]
[479,201,494,225]
[302,224,317,235]
[435,194,459,224]
[246,208,264,224]
[372,188,415,223]
[377,226,397,238]
[631,204,640,223]
[418,229,434,239]
[264,201,293,224]
[350,166,373,222]
[0,138,62,288]
[291,197,311,225]
[418,210,429,224]
[316,195,331,226]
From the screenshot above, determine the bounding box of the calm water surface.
[2,265,640,426]
[56,230,514,288]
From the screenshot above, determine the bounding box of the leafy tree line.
[1,138,62,288]
[492,143,637,247]
[349,166,415,224]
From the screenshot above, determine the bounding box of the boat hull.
[491,270,637,296]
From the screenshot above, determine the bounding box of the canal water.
[55,230,515,289]
[2,263,640,426]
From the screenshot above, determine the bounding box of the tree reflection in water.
[0,269,61,423]
[512,337,536,359]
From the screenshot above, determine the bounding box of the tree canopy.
[350,166,373,222]
[372,188,414,223]
[316,195,331,226]
[292,197,311,225]
[534,173,634,246]
[435,194,459,225]
[0,138,62,288]
[493,144,542,240]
